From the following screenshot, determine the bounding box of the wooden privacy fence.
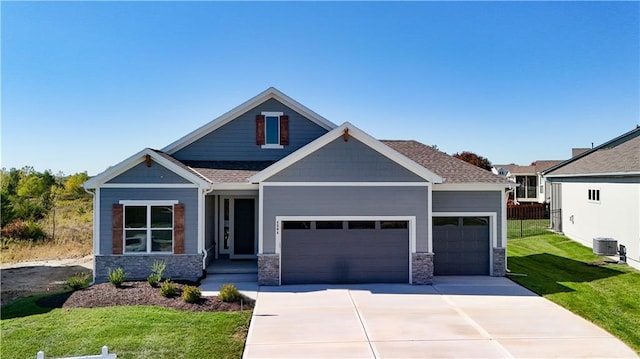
[507,203,549,220]
[37,346,116,359]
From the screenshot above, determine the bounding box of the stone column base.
[492,247,506,276]
[258,254,280,285]
[411,252,434,284]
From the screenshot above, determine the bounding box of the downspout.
[201,185,215,271]
[83,185,97,285]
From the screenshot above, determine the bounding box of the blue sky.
[2,1,638,176]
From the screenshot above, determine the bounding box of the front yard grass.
[508,233,640,354]
[0,294,251,359]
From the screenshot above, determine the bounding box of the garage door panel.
[433,217,490,276]
[281,222,409,284]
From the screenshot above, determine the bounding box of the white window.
[261,111,284,149]
[121,201,177,253]
[588,189,601,203]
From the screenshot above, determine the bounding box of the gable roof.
[250,122,444,183]
[83,148,212,189]
[382,141,509,184]
[162,87,337,154]
[494,160,563,175]
[544,127,640,177]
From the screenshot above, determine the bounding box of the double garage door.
[280,216,490,284]
[281,220,409,284]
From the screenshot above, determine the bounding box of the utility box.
[593,237,618,256]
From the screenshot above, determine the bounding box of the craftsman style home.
[84,88,512,285]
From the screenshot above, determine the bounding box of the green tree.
[64,172,90,199]
[453,151,492,171]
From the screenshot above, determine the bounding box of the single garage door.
[433,217,490,275]
[281,220,409,284]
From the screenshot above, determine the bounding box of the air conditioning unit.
[593,237,618,256]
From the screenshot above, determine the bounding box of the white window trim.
[261,111,284,149]
[275,215,416,285]
[120,200,178,254]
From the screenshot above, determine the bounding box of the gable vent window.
[588,189,600,203]
[256,111,289,149]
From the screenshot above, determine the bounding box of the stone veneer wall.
[411,252,434,284]
[95,254,203,283]
[258,254,280,285]
[492,247,506,276]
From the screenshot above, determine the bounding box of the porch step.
[204,273,258,283]
[206,260,258,275]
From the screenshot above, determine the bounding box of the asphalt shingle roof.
[381,140,508,184]
[181,161,275,183]
[548,134,640,176]
[155,141,510,185]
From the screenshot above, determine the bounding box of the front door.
[219,197,257,259]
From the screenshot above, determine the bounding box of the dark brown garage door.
[281,220,409,284]
[433,217,490,275]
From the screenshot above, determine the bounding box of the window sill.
[261,144,284,149]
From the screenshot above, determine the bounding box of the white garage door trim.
[276,215,416,285]
[432,212,497,276]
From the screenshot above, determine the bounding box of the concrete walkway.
[243,277,638,358]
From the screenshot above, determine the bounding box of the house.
[543,127,640,270]
[493,161,562,204]
[83,87,512,285]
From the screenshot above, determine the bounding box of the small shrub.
[181,285,202,303]
[151,260,166,277]
[148,260,167,287]
[159,280,178,298]
[107,267,127,288]
[67,272,91,290]
[1,219,47,241]
[147,273,161,287]
[218,283,241,303]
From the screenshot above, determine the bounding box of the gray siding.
[107,160,190,184]
[99,188,199,254]
[262,186,429,253]
[266,137,425,182]
[432,190,504,247]
[173,98,328,162]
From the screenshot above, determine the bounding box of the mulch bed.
[37,281,252,312]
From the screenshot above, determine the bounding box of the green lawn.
[1,295,251,359]
[507,219,550,238]
[508,233,640,354]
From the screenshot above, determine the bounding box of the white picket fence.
[36,346,116,359]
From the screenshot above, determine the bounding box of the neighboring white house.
[543,127,640,270]
[493,161,562,204]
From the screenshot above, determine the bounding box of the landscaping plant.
[147,260,166,287]
[218,283,241,303]
[66,272,91,290]
[159,279,178,298]
[107,267,126,288]
[181,285,202,303]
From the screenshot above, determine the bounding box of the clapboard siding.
[262,186,429,253]
[266,137,425,182]
[107,160,191,184]
[99,188,199,254]
[432,190,503,247]
[172,99,328,161]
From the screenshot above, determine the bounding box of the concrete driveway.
[243,277,637,358]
